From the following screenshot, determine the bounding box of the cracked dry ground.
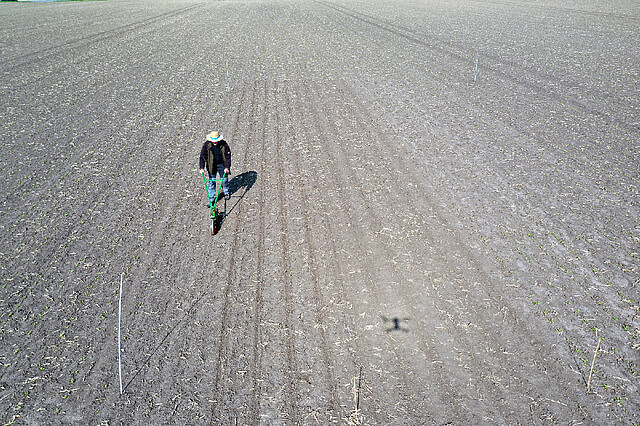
[1,0,638,424]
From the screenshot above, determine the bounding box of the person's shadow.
[229,170,257,195]
[219,171,257,230]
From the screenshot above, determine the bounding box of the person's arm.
[199,143,207,173]
[224,142,231,173]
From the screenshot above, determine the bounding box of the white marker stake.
[474,53,479,83]
[118,272,124,394]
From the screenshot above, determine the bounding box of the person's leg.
[207,171,217,203]
[217,164,230,197]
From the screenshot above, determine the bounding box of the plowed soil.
[1,0,638,424]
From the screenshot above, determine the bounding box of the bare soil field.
[1,0,638,424]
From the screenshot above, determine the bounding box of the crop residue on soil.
[0,0,638,424]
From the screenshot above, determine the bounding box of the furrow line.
[284,82,340,419]
[0,36,221,311]
[273,79,299,424]
[248,78,268,424]
[210,85,251,423]
[316,0,638,135]
[291,81,379,421]
[302,79,463,423]
[320,79,602,422]
[71,69,214,404]
[311,79,532,422]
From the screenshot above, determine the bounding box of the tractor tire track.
[315,0,639,135]
[0,30,215,245]
[1,6,208,200]
[0,5,219,210]
[1,4,204,74]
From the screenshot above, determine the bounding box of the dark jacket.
[199,140,231,173]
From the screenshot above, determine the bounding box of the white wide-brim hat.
[207,131,223,142]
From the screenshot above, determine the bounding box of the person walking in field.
[199,131,231,206]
